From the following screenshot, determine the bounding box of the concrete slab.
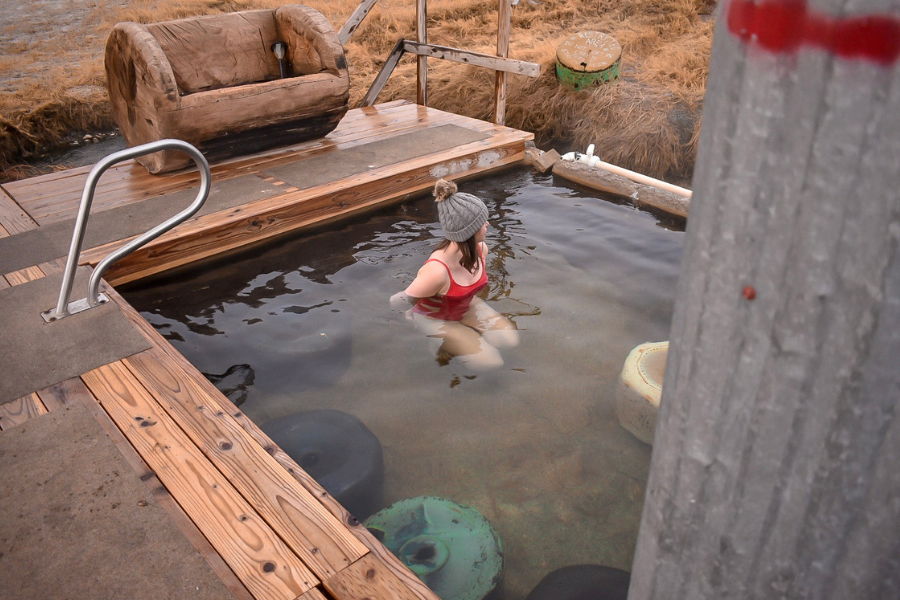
[0,400,237,600]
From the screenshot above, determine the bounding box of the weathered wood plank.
[0,393,48,431]
[124,347,369,580]
[85,133,528,285]
[494,0,511,125]
[630,1,900,597]
[416,0,427,106]
[403,41,540,77]
[0,186,38,234]
[27,103,454,225]
[360,39,406,107]
[104,284,442,600]
[299,588,329,600]
[61,376,256,600]
[324,554,428,600]
[4,265,45,286]
[36,256,69,276]
[338,0,379,45]
[81,361,319,600]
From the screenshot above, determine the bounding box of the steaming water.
[121,168,685,598]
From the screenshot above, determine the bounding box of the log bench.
[105,6,350,174]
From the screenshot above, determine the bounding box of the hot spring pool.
[121,168,685,598]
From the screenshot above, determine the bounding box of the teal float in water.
[364,497,503,600]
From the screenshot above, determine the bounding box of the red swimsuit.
[412,250,488,321]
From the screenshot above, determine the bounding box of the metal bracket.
[41,293,109,323]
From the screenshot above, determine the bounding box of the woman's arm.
[389,261,450,310]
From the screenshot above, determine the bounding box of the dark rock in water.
[525,564,631,600]
[262,409,384,520]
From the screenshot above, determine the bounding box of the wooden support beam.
[630,0,900,597]
[494,0,511,125]
[338,0,380,45]
[416,0,427,106]
[402,41,540,77]
[360,39,406,107]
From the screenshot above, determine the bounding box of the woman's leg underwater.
[412,312,504,370]
[461,297,520,350]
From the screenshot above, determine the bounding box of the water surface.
[122,168,685,598]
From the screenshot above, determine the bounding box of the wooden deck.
[0,101,532,599]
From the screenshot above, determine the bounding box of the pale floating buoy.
[615,341,668,445]
[364,497,503,600]
[556,31,622,91]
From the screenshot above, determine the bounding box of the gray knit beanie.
[433,179,488,242]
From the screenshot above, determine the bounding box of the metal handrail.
[43,139,211,322]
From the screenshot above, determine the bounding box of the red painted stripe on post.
[727,0,900,65]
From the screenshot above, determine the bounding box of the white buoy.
[615,341,668,444]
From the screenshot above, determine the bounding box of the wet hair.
[436,236,481,274]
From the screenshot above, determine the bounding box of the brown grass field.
[0,0,716,182]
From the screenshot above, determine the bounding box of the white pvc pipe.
[593,159,692,198]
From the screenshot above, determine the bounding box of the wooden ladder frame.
[339,0,540,125]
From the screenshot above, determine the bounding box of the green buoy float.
[556,31,622,90]
[615,341,668,445]
[364,496,503,600]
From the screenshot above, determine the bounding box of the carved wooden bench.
[105,6,350,173]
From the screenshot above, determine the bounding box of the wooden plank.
[300,588,329,600]
[324,554,428,600]
[30,104,448,225]
[416,0,427,106]
[0,186,39,234]
[104,284,441,600]
[86,133,529,285]
[0,393,48,431]
[360,39,406,107]
[494,0,511,125]
[403,41,540,77]
[124,347,369,580]
[338,0,380,45]
[4,265,45,286]
[37,256,69,276]
[81,361,319,600]
[58,376,256,600]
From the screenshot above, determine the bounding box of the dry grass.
[0,0,716,181]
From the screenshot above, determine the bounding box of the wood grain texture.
[56,376,256,600]
[0,394,47,431]
[416,0,427,106]
[324,554,428,600]
[124,347,369,580]
[630,2,900,598]
[81,361,318,600]
[83,133,528,285]
[0,186,38,234]
[4,265,45,286]
[105,7,349,173]
[105,284,442,600]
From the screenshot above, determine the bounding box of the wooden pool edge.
[0,103,533,600]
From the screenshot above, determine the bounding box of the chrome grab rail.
[42,139,211,322]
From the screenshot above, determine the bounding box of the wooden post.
[629,0,900,598]
[493,0,511,125]
[416,0,427,106]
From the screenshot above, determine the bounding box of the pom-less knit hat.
[433,179,489,242]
